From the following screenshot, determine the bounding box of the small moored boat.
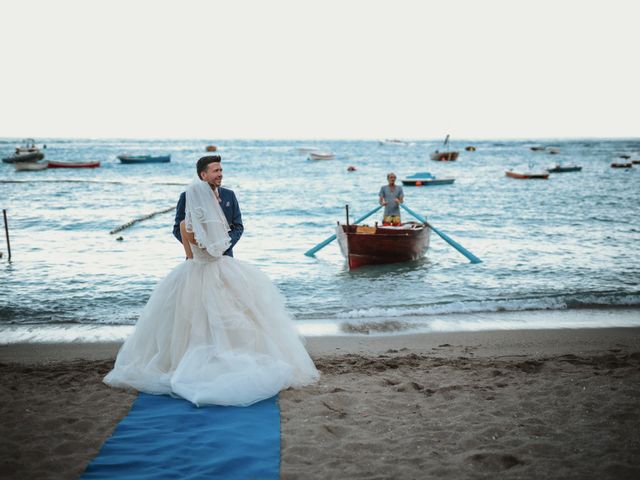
[336,221,430,269]
[611,162,632,169]
[547,163,582,173]
[379,139,411,146]
[430,134,459,161]
[308,151,335,161]
[47,160,101,168]
[117,154,171,164]
[505,169,549,179]
[15,161,48,171]
[401,172,455,186]
[2,151,45,163]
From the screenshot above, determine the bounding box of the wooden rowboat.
[47,160,101,168]
[336,222,430,269]
[505,169,549,179]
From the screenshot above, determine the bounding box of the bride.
[104,179,319,406]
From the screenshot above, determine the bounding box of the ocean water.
[1,137,639,343]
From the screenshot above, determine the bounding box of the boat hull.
[611,162,632,169]
[548,165,582,173]
[117,155,171,164]
[2,152,45,163]
[402,178,455,186]
[336,223,430,269]
[505,170,549,179]
[15,161,48,171]
[47,161,101,168]
[308,152,335,160]
[430,151,459,161]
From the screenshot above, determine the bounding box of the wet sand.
[1,327,640,479]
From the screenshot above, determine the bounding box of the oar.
[400,204,482,264]
[304,205,383,257]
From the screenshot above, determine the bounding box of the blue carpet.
[83,393,280,480]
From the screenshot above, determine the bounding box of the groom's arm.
[173,192,186,243]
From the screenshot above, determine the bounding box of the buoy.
[205,145,217,152]
[347,166,356,172]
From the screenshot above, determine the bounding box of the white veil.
[185,180,231,258]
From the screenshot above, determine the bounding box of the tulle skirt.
[104,257,319,406]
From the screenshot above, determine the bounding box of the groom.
[173,155,244,256]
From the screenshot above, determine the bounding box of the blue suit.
[173,187,244,257]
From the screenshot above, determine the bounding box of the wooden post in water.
[3,209,11,261]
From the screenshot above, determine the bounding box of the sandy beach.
[1,327,639,479]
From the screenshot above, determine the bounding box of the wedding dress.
[104,180,319,406]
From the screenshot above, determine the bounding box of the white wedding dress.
[104,181,319,407]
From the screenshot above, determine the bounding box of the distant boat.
[465,146,476,152]
[379,139,411,146]
[610,162,632,169]
[530,146,546,151]
[618,154,631,159]
[117,154,171,164]
[336,221,431,269]
[547,148,560,155]
[632,159,640,165]
[401,172,455,186]
[48,160,101,168]
[505,169,549,179]
[2,152,45,163]
[15,161,48,171]
[205,145,217,152]
[308,151,335,161]
[297,146,319,154]
[547,163,582,173]
[430,134,459,161]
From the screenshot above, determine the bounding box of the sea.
[1,137,639,343]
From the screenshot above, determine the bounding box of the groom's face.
[202,162,223,187]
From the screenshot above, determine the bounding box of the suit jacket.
[173,187,244,257]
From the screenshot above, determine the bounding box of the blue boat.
[401,172,455,186]
[117,154,171,164]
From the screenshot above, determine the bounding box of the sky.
[0,0,637,140]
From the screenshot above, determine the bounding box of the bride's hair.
[197,155,221,178]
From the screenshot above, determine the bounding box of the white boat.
[378,139,411,146]
[15,161,48,171]
[308,151,335,160]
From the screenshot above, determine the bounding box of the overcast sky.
[1,0,637,140]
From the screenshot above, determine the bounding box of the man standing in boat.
[379,172,404,226]
[173,155,244,256]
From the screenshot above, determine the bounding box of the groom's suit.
[173,187,244,257]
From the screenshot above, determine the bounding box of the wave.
[335,293,640,320]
